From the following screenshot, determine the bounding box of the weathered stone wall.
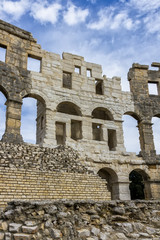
[128,63,160,162]
[0,142,111,208]
[0,19,160,203]
[0,168,110,208]
[0,200,159,240]
[0,141,160,204]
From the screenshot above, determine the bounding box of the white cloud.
[88,0,97,4]
[87,7,134,31]
[0,0,30,21]
[110,11,133,30]
[30,1,62,24]
[63,3,89,25]
[144,12,160,35]
[128,0,160,12]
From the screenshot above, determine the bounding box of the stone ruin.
[0,19,160,209]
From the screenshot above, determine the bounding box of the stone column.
[138,121,156,160]
[66,121,71,143]
[117,181,131,200]
[82,116,92,140]
[115,120,126,152]
[42,109,57,147]
[148,181,160,200]
[2,99,23,143]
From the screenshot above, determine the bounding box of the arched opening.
[0,90,7,139]
[21,94,46,144]
[57,101,82,116]
[56,102,82,144]
[129,169,151,200]
[122,112,141,154]
[92,107,113,120]
[98,168,118,200]
[152,115,160,154]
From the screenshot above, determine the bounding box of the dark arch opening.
[98,168,118,200]
[0,91,7,139]
[92,107,113,120]
[129,169,150,200]
[21,94,46,144]
[57,101,82,116]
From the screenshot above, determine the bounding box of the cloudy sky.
[0,0,160,153]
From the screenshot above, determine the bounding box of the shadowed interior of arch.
[98,168,118,200]
[57,101,82,116]
[92,107,113,120]
[129,170,145,200]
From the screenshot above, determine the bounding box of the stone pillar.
[115,120,126,152]
[117,182,131,200]
[66,121,71,143]
[2,100,23,143]
[42,109,57,147]
[148,181,160,200]
[138,121,156,160]
[82,116,92,140]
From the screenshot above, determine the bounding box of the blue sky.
[0,0,160,153]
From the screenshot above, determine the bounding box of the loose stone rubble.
[0,142,91,174]
[0,200,159,240]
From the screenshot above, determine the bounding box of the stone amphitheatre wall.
[0,19,160,205]
[0,200,159,240]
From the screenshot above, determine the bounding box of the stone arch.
[92,107,114,120]
[57,101,82,116]
[122,112,141,153]
[98,168,119,200]
[23,93,46,106]
[129,169,151,200]
[124,111,141,123]
[0,85,8,99]
[21,93,46,144]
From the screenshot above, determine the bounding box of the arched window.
[21,94,45,144]
[56,102,82,144]
[98,168,118,200]
[122,112,141,154]
[92,107,113,120]
[129,169,151,200]
[0,91,6,139]
[57,101,82,116]
[152,116,160,154]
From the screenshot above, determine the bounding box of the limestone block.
[4,233,11,240]
[78,229,90,238]
[9,223,22,233]
[0,221,8,231]
[0,233,4,240]
[22,226,38,234]
[50,228,62,238]
[13,233,31,240]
